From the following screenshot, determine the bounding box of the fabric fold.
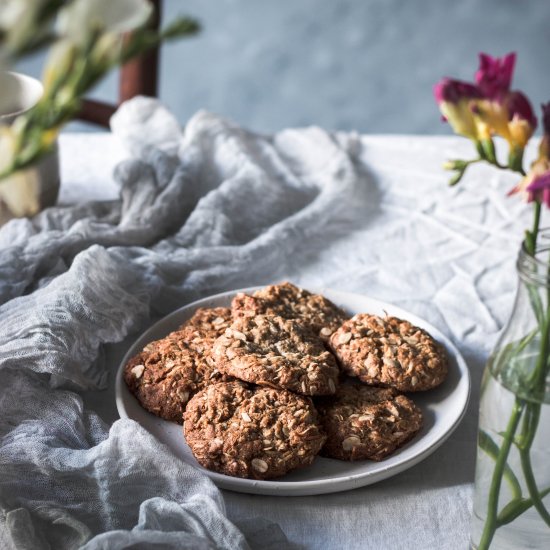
[0,98,370,549]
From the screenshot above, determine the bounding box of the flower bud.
[42,40,77,95]
[443,159,469,171]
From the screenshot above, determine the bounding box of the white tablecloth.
[52,127,539,550]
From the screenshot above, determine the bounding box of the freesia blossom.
[506,91,538,148]
[508,158,550,199]
[472,53,537,149]
[508,103,550,204]
[436,53,538,152]
[475,53,537,148]
[526,172,550,208]
[433,78,484,140]
[0,0,43,52]
[42,39,76,94]
[475,52,515,99]
[56,0,153,46]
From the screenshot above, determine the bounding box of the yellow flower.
[470,99,511,142]
[505,92,537,149]
[434,78,484,140]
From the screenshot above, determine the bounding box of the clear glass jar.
[470,239,550,549]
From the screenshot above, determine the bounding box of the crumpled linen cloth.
[0,96,370,549]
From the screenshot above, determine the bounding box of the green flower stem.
[527,202,543,257]
[515,294,550,527]
[509,147,526,175]
[479,430,522,499]
[477,400,525,550]
[520,420,550,527]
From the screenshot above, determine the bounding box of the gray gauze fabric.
[0,97,369,549]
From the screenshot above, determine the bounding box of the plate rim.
[115,286,471,496]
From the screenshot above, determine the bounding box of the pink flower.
[475,53,516,99]
[507,92,537,128]
[434,78,482,105]
[505,91,538,148]
[526,172,550,208]
[473,53,537,149]
[509,104,550,199]
[433,78,484,139]
[434,53,537,149]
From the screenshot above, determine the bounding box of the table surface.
[59,131,536,550]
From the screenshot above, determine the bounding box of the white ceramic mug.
[0,71,44,124]
[0,71,60,225]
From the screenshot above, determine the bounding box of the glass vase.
[470,239,550,549]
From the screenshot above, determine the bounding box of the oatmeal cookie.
[184,381,326,479]
[328,314,448,391]
[124,309,234,423]
[179,307,233,355]
[232,282,348,341]
[212,314,340,396]
[316,384,423,461]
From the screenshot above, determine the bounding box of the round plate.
[116,287,470,496]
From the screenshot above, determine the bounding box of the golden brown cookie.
[212,314,340,396]
[184,381,326,479]
[178,307,233,355]
[316,384,423,461]
[328,314,448,391]
[124,307,234,423]
[232,282,348,341]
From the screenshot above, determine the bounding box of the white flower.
[0,0,44,52]
[57,0,153,44]
[0,0,28,30]
[42,39,76,92]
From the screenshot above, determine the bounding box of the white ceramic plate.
[116,287,470,496]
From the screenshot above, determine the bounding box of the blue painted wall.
[15,0,550,134]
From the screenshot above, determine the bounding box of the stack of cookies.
[124,282,448,479]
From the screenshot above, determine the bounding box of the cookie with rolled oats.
[179,307,233,354]
[184,381,326,479]
[212,314,340,396]
[328,314,448,392]
[124,308,234,423]
[316,384,423,461]
[231,282,348,341]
